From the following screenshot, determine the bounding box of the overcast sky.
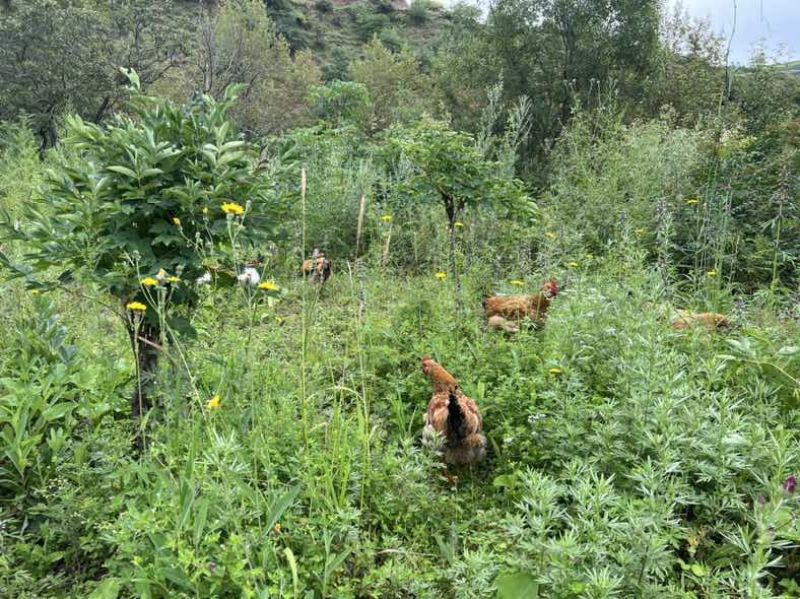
[673,0,800,63]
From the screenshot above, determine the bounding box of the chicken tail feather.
[445,392,468,448]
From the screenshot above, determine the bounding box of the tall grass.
[3,102,800,597]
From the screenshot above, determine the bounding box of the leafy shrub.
[5,73,283,334]
[0,117,42,219]
[1,73,285,448]
[352,6,391,42]
[275,125,378,258]
[0,294,79,499]
[308,80,372,128]
[408,0,433,24]
[543,108,703,264]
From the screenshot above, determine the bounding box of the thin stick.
[300,168,309,450]
[355,193,367,258]
[381,224,393,270]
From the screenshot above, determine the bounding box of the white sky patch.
[665,0,797,63]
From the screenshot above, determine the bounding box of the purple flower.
[784,475,797,495]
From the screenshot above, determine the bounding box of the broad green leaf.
[106,165,138,179]
[496,572,539,599]
[89,578,121,599]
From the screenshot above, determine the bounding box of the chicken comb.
[543,279,560,296]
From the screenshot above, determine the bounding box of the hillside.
[777,59,800,76]
[264,0,450,77]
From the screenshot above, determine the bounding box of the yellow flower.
[568,262,580,269]
[275,316,285,325]
[707,269,718,277]
[207,394,222,410]
[126,301,147,312]
[549,367,563,376]
[381,215,393,223]
[274,522,283,534]
[167,276,181,284]
[454,221,465,229]
[435,272,447,281]
[202,207,209,216]
[30,289,40,296]
[686,198,700,206]
[259,281,280,292]
[545,232,557,240]
[141,277,159,287]
[172,217,181,226]
[510,279,525,287]
[222,202,245,216]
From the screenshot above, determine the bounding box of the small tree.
[1,72,285,449]
[350,38,437,131]
[193,0,321,135]
[390,118,532,302]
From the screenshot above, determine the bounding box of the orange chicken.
[483,279,560,325]
[671,310,730,332]
[421,357,486,466]
[301,248,331,284]
[487,315,520,334]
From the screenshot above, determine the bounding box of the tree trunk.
[128,322,160,452]
[443,195,463,318]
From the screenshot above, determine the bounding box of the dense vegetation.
[2,0,800,597]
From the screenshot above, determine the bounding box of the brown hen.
[421,357,486,466]
[301,248,331,284]
[671,310,730,332]
[483,279,560,325]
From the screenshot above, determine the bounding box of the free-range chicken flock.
[300,250,731,471]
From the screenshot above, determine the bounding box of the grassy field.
[3,253,800,596]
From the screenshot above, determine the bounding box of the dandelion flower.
[172,217,181,226]
[207,394,221,410]
[196,272,212,286]
[454,221,465,229]
[686,198,700,206]
[141,277,159,287]
[259,281,280,292]
[510,279,525,287]
[222,201,245,216]
[274,522,283,534]
[568,262,580,269]
[126,301,147,312]
[549,367,563,376]
[381,215,393,223]
[237,267,260,287]
[167,276,181,284]
[707,269,717,277]
[435,272,447,281]
[545,232,557,240]
[30,289,40,296]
